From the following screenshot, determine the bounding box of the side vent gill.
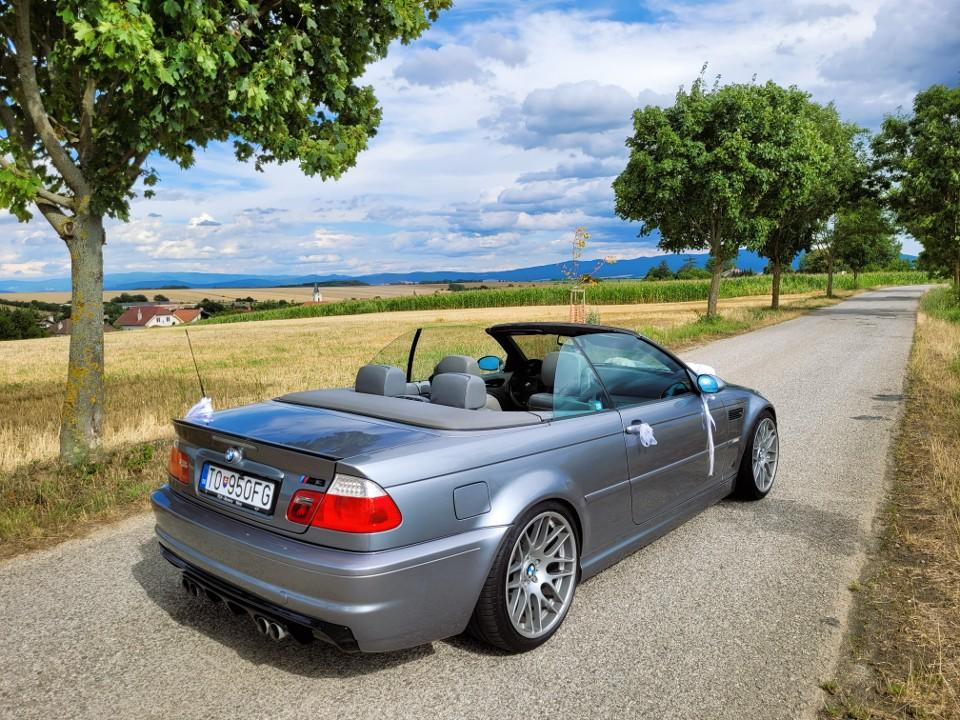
[728,407,744,421]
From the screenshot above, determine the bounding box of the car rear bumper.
[151,485,508,652]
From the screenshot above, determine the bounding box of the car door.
[572,332,726,526]
[619,393,725,525]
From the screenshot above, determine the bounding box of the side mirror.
[478,355,503,372]
[696,374,725,394]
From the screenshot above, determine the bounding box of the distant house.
[172,308,203,324]
[115,305,206,329]
[116,306,180,329]
[51,319,72,335]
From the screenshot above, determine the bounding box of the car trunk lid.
[172,400,434,535]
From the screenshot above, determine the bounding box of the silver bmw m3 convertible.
[152,322,779,653]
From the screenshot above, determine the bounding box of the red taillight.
[287,474,402,533]
[286,488,323,525]
[167,446,191,484]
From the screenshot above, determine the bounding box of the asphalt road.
[0,285,928,720]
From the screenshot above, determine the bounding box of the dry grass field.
[0,292,826,474]
[0,291,843,555]
[0,281,516,306]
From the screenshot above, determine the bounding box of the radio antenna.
[184,330,207,398]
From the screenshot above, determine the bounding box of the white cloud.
[394,45,490,87]
[188,213,222,228]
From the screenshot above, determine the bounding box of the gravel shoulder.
[0,285,928,720]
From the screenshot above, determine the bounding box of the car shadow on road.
[713,495,865,557]
[130,539,436,677]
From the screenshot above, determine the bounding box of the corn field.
[207,272,929,325]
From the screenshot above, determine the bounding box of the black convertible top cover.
[278,389,545,431]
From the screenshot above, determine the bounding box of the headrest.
[540,351,561,387]
[355,364,406,397]
[541,351,592,395]
[434,355,481,376]
[430,372,487,410]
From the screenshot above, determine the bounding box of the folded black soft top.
[278,388,545,431]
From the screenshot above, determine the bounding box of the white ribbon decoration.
[185,397,214,423]
[701,393,716,476]
[636,422,657,448]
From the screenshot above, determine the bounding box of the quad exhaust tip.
[254,615,289,641]
[180,576,289,642]
[181,577,204,599]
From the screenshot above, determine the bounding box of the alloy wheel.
[751,417,779,492]
[505,511,577,638]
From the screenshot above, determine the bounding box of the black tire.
[733,409,779,500]
[467,501,579,652]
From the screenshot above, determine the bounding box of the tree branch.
[36,200,75,240]
[0,154,76,209]
[79,77,95,164]
[10,0,89,196]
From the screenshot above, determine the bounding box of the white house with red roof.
[115,305,204,330]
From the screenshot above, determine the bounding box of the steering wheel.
[660,381,689,399]
[507,359,540,407]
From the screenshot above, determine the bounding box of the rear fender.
[484,469,589,558]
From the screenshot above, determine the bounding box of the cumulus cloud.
[821,0,960,90]
[188,213,222,228]
[474,33,528,66]
[522,81,636,134]
[0,261,62,277]
[306,229,361,249]
[517,158,623,183]
[482,81,635,158]
[394,45,490,87]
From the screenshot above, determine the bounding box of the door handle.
[624,422,645,435]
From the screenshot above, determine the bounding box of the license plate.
[199,463,276,513]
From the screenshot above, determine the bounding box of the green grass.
[205,271,930,325]
[0,441,166,558]
[920,285,960,323]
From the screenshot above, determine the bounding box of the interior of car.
[354,323,696,416]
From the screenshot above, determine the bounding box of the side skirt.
[579,475,734,581]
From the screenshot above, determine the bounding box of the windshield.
[573,332,694,406]
[369,325,506,381]
[511,333,569,362]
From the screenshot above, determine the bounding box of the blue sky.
[3,0,958,280]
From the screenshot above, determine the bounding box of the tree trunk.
[707,253,723,318]
[826,252,834,298]
[59,213,105,464]
[771,256,782,310]
[954,258,960,297]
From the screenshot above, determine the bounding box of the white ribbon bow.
[185,397,214,423]
[700,393,716,476]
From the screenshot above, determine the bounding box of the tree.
[704,254,736,275]
[832,199,899,284]
[152,293,169,302]
[674,256,710,280]
[644,260,672,280]
[109,293,148,304]
[873,84,960,296]
[0,0,449,462]
[797,247,836,274]
[0,306,45,340]
[614,74,772,317]
[752,93,864,309]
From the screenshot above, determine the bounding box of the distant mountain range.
[0,249,916,293]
